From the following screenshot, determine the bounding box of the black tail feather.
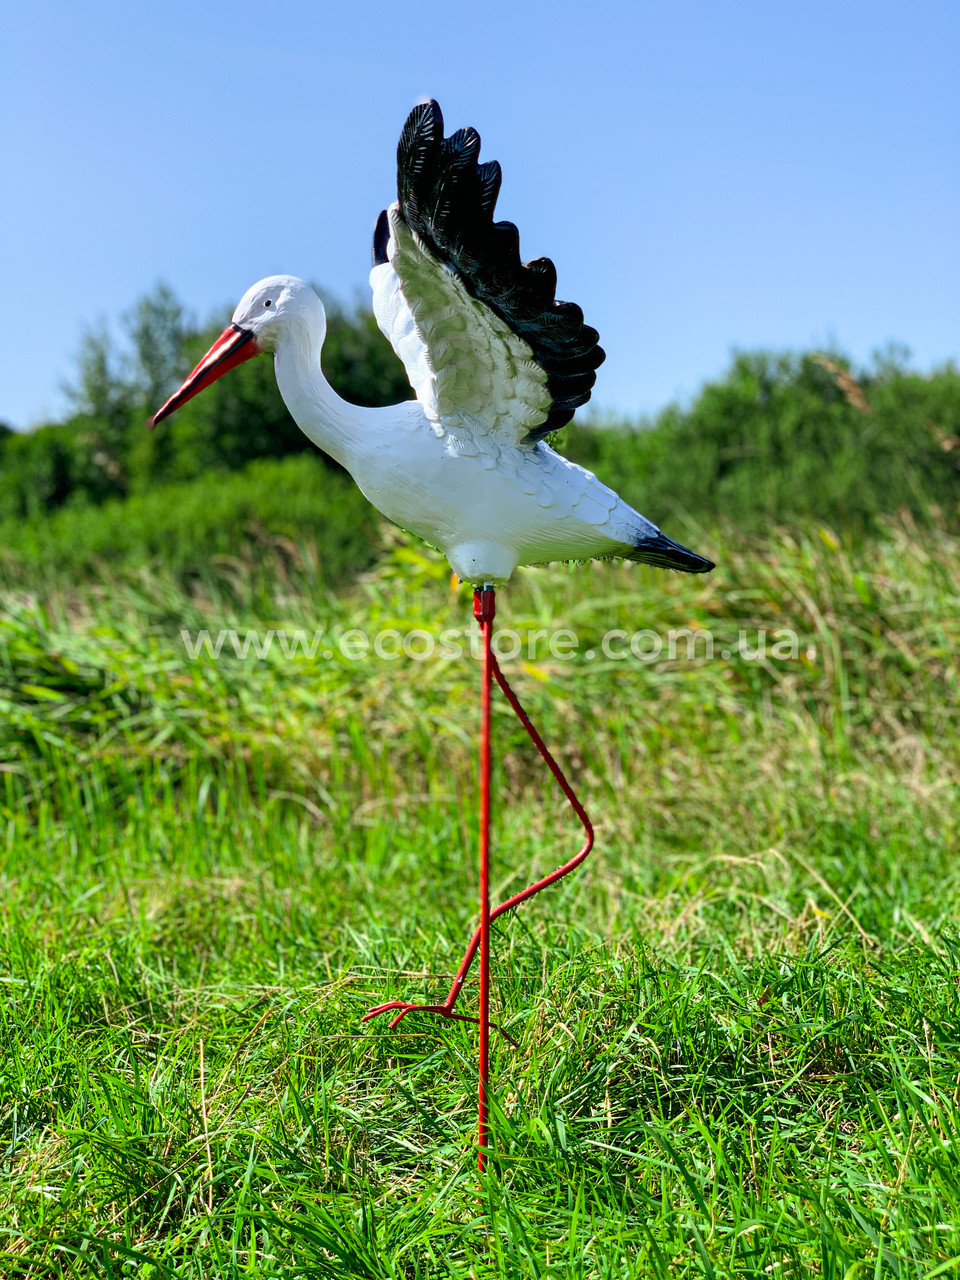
[629,532,714,574]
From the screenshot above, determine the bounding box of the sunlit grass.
[1,518,959,1276]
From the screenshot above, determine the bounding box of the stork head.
[229,275,325,351]
[151,275,323,426]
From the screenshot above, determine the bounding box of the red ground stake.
[363,588,595,1172]
[475,585,495,1172]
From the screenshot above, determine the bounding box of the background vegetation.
[2,284,957,587]
[1,285,958,1276]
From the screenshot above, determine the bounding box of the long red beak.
[150,324,260,426]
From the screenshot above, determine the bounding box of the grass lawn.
[1,520,959,1277]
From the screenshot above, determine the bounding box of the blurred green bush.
[561,348,960,532]
[0,455,379,588]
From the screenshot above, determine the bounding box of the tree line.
[1,282,958,537]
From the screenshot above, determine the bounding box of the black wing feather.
[372,208,390,267]
[395,99,605,438]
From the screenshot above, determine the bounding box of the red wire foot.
[361,999,519,1047]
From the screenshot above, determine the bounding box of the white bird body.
[265,275,664,581]
[153,101,713,584]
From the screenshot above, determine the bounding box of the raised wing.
[370,209,552,437]
[369,100,605,445]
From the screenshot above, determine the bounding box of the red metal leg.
[363,587,595,1115]
[476,586,493,1171]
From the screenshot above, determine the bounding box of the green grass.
[2,518,959,1277]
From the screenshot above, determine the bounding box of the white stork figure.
[153,101,713,1167]
[153,100,712,584]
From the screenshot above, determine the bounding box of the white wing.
[370,206,551,443]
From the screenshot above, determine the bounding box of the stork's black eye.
[264,299,272,308]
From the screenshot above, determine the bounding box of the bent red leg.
[363,587,502,1047]
[363,589,594,1046]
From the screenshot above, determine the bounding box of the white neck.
[273,314,370,470]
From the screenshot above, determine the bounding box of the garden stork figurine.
[153,100,714,1170]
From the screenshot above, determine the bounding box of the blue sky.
[3,0,957,429]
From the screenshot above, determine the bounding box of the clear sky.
[3,0,957,430]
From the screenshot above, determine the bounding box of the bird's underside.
[346,405,702,582]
